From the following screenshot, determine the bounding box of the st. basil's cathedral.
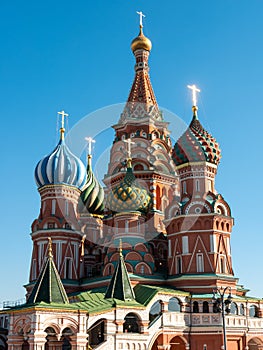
[1,14,263,350]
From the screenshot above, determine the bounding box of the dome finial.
[48,237,53,258]
[57,110,69,140]
[131,11,152,52]
[119,238,123,257]
[85,136,96,166]
[187,84,201,118]
[124,138,135,168]
[136,11,145,28]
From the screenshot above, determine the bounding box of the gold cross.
[58,110,69,129]
[85,137,96,155]
[187,84,201,107]
[124,138,135,159]
[136,11,145,27]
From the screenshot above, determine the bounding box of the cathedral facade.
[1,18,263,350]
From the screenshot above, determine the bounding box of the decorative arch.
[103,263,114,276]
[248,337,263,350]
[125,251,143,261]
[134,243,148,252]
[135,262,152,275]
[123,313,141,333]
[168,297,181,312]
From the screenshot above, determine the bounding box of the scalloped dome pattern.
[173,116,221,166]
[106,167,151,213]
[35,139,87,190]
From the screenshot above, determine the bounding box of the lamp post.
[212,287,232,350]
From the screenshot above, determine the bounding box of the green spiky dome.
[106,161,151,213]
[79,156,104,215]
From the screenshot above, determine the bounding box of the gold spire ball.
[131,11,152,52]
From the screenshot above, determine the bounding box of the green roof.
[27,249,69,305]
[105,252,135,301]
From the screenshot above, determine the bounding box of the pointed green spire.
[27,238,69,304]
[105,241,135,301]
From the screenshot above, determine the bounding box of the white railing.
[163,312,189,327]
[2,298,26,308]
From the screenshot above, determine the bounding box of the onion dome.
[35,118,87,190]
[106,159,151,213]
[131,25,152,52]
[79,155,104,215]
[173,106,221,166]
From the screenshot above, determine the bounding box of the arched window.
[22,341,29,350]
[123,313,140,333]
[193,301,199,313]
[168,297,181,312]
[88,319,106,347]
[230,302,238,315]
[149,300,162,323]
[240,303,245,316]
[203,301,209,313]
[183,181,187,194]
[249,305,259,317]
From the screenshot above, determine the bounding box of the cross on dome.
[136,11,145,27]
[187,84,201,107]
[85,137,96,156]
[58,110,69,140]
[124,138,135,159]
[58,110,68,129]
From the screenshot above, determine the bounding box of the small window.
[182,236,189,254]
[48,222,55,229]
[196,253,204,273]
[219,256,226,273]
[193,301,199,313]
[176,256,182,274]
[139,265,145,274]
[196,179,200,192]
[203,301,209,313]
[65,200,69,216]
[64,258,72,279]
[32,259,37,280]
[183,181,187,194]
[52,199,56,215]
[65,223,71,229]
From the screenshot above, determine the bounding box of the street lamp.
[212,287,232,350]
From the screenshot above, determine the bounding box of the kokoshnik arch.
[1,12,263,350]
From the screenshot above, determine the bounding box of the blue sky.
[1,0,263,302]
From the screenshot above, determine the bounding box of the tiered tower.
[103,17,178,277]
[166,86,236,293]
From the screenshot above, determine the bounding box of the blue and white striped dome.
[35,138,87,190]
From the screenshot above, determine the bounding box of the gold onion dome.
[131,26,152,52]
[106,160,151,213]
